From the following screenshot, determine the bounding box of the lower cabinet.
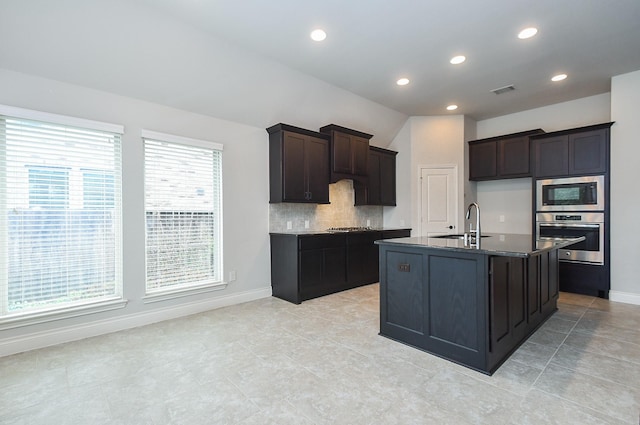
[270,229,410,304]
[299,235,347,301]
[347,231,382,287]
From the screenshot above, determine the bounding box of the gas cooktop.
[326,226,373,232]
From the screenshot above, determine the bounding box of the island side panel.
[426,253,488,369]
[379,244,489,372]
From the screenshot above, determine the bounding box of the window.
[143,130,223,295]
[0,107,123,320]
[28,166,69,208]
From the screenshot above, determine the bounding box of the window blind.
[0,114,123,318]
[144,134,223,293]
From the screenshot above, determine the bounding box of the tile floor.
[1,285,639,424]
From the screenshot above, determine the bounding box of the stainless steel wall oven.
[536,212,604,265]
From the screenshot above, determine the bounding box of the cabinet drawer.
[346,231,382,246]
[299,234,346,250]
[382,229,411,239]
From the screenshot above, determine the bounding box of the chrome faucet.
[466,202,481,246]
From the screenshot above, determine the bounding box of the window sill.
[0,298,128,331]
[143,281,228,304]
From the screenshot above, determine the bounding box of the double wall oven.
[535,175,605,265]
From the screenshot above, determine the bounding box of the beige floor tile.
[511,388,630,425]
[550,344,640,390]
[2,287,639,425]
[534,363,640,423]
[563,331,640,365]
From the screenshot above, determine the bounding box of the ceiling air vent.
[491,85,515,95]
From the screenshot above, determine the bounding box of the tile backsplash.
[269,180,383,232]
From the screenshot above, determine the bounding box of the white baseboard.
[608,290,640,306]
[0,286,272,357]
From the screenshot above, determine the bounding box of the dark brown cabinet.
[355,146,397,206]
[532,123,612,178]
[468,129,544,181]
[270,229,410,304]
[347,231,383,287]
[320,124,372,183]
[378,241,560,374]
[489,256,527,364]
[299,235,347,301]
[267,123,330,203]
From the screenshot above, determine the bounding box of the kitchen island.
[375,233,583,375]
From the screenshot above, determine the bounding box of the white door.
[420,166,457,236]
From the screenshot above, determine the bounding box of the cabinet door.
[489,257,527,360]
[282,132,308,202]
[366,151,382,205]
[469,141,497,180]
[323,246,347,289]
[379,152,396,205]
[351,135,370,176]
[533,135,568,177]
[499,136,530,177]
[305,136,330,203]
[299,249,325,299]
[332,132,352,174]
[569,129,608,175]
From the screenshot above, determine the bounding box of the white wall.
[384,116,468,234]
[474,94,612,234]
[610,70,640,303]
[477,93,611,137]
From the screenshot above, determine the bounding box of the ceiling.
[2,0,640,124]
[133,0,640,120]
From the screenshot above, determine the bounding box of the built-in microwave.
[536,175,605,212]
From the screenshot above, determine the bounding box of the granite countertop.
[375,233,585,258]
[270,228,411,236]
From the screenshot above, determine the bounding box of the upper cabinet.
[319,124,373,183]
[468,129,545,181]
[532,123,613,178]
[355,146,397,206]
[267,123,330,204]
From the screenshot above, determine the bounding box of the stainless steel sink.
[432,234,491,239]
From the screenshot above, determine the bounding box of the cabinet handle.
[308,191,312,200]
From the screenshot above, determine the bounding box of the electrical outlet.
[366,219,371,227]
[398,263,411,272]
[286,221,292,230]
[304,220,309,229]
[229,270,237,282]
[499,215,505,223]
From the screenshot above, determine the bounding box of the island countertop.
[375,233,584,258]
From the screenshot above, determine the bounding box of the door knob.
[448,225,454,229]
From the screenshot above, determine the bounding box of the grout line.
[529,302,590,389]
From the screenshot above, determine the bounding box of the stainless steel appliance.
[536,212,604,265]
[536,175,604,212]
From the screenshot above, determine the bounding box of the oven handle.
[538,223,600,229]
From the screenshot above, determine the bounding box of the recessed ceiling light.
[396,78,410,86]
[310,29,327,42]
[518,27,538,39]
[551,73,567,82]
[450,55,466,65]
[446,104,458,111]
